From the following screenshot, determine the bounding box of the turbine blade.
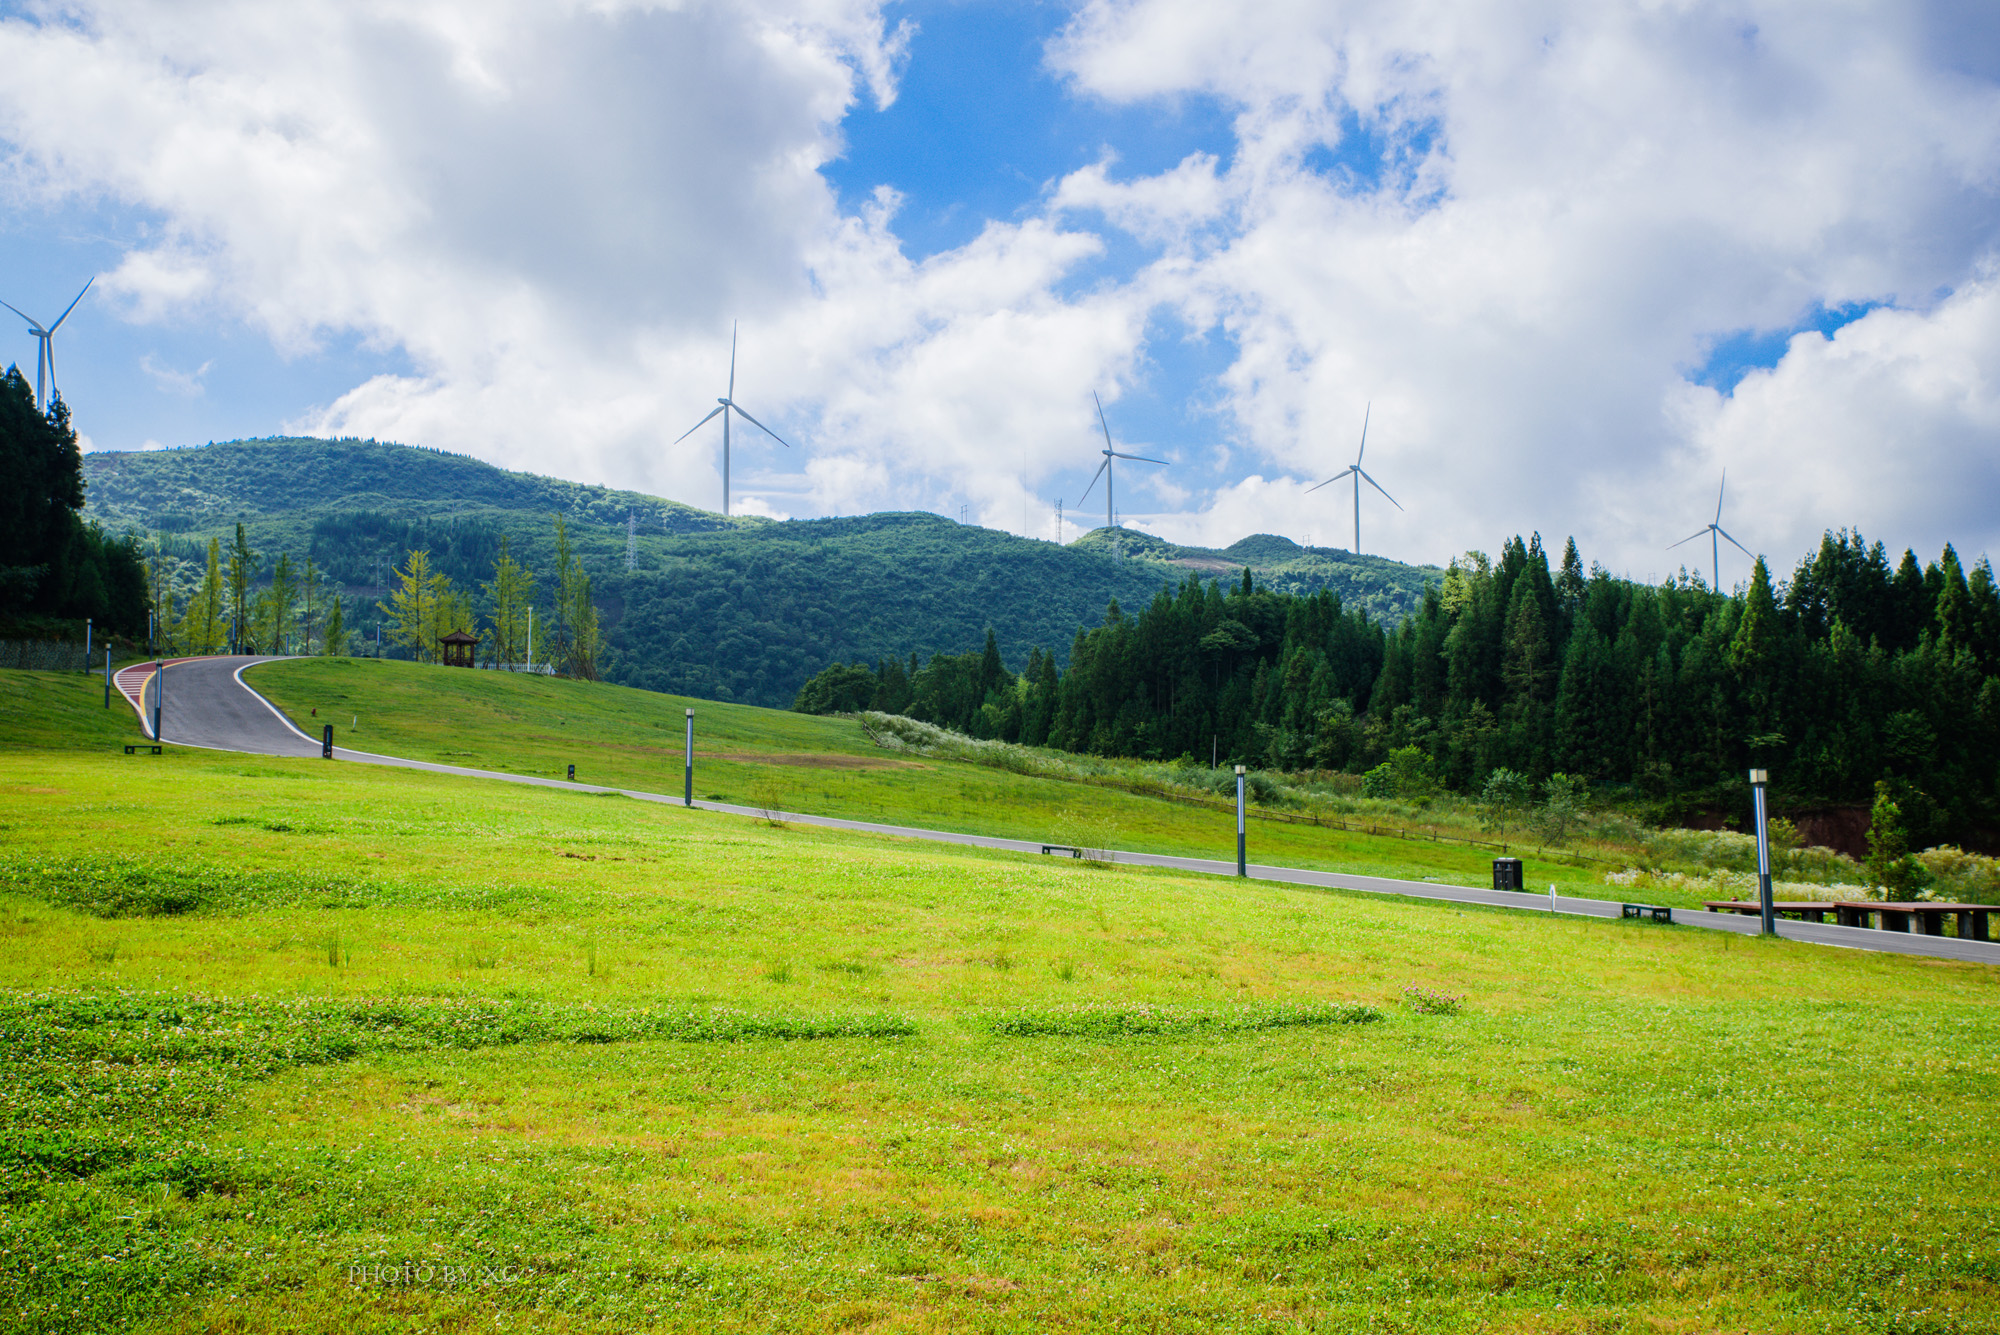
[1110,451,1167,465]
[0,298,44,332]
[1355,401,1371,466]
[1715,470,1726,524]
[48,277,93,333]
[728,321,738,399]
[1666,527,1710,550]
[1357,468,1402,510]
[1094,391,1116,453]
[1717,527,1754,558]
[671,404,725,444]
[728,402,790,447]
[1306,465,1356,495]
[1078,458,1109,505]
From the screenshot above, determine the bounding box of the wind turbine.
[1078,392,1166,539]
[672,322,790,516]
[2,278,93,412]
[1668,470,1752,591]
[1306,402,1402,555]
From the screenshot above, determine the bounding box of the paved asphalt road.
[113,655,2000,968]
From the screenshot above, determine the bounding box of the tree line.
[142,513,601,677]
[795,531,2000,846]
[373,516,600,677]
[148,524,347,655]
[0,369,147,635]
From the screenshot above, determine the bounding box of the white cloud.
[3,0,1998,575]
[1049,0,2000,567]
[139,353,211,397]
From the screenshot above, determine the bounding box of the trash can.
[1492,857,1523,891]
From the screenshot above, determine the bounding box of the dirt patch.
[704,751,928,770]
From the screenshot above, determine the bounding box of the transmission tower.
[626,511,637,571]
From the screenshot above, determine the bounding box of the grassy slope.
[245,657,1622,901]
[0,671,1995,1331]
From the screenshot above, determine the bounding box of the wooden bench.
[1621,903,1673,924]
[1040,844,1083,858]
[122,744,162,755]
[1703,900,1838,923]
[1832,902,1992,942]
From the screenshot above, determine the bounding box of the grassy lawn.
[244,657,1624,902]
[0,669,1996,1332]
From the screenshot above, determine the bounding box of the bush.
[1916,846,2000,904]
[1401,986,1464,1016]
[1480,767,1532,832]
[1536,773,1590,845]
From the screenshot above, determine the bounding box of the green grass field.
[1,666,1996,1332]
[242,658,1628,902]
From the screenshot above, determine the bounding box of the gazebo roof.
[439,629,479,644]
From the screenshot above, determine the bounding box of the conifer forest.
[796,533,2000,846]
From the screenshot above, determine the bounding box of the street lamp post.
[1235,764,1247,878]
[684,708,695,808]
[1749,768,1775,937]
[151,658,163,743]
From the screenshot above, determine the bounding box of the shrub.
[1916,846,2000,905]
[1401,986,1465,1016]
[1536,773,1590,845]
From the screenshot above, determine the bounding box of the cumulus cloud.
[1051,0,2000,567]
[0,0,1996,572]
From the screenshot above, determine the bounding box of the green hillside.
[82,437,1443,707]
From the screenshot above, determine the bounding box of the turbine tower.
[1078,392,1166,538]
[2,278,93,412]
[672,322,790,516]
[1668,470,1752,591]
[1306,402,1401,555]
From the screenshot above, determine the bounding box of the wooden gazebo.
[439,629,479,668]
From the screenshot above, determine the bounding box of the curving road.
[112,656,2000,967]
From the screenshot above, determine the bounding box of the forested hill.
[81,437,1443,707]
[82,436,750,539]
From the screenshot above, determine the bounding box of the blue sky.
[0,0,1994,571]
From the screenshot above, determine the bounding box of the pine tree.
[550,514,598,678]
[227,524,256,651]
[1935,544,1974,655]
[1500,575,1555,772]
[322,592,346,656]
[145,540,181,649]
[264,551,300,654]
[378,549,441,661]
[300,556,321,654]
[980,627,1003,697]
[483,536,535,668]
[176,537,225,653]
[1865,780,1933,901]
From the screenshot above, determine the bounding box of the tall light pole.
[1235,764,1247,877]
[151,658,164,742]
[1749,768,1775,936]
[684,708,695,808]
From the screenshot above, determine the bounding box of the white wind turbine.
[672,322,791,516]
[2,278,93,412]
[1078,392,1166,540]
[1668,470,1753,591]
[1306,402,1401,555]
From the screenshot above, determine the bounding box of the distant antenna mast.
[625,510,637,571]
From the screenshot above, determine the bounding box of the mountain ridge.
[82,437,1444,707]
